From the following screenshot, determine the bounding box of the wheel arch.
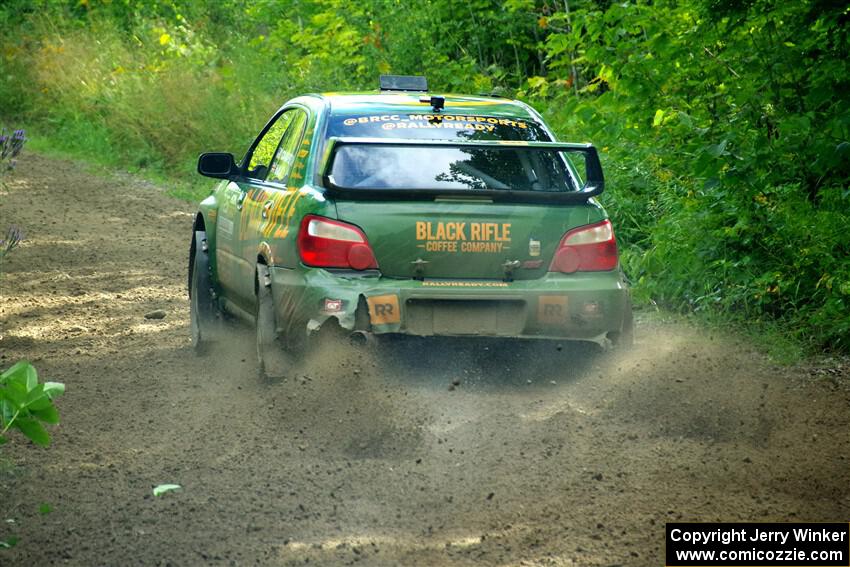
[188,212,211,298]
[254,245,273,297]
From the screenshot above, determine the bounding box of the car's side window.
[246,111,294,180]
[267,109,308,185]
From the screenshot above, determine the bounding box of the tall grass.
[2,17,287,189]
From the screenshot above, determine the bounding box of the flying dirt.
[1,153,848,566]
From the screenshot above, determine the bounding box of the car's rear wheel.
[190,230,218,354]
[256,264,289,379]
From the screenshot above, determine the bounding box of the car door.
[215,111,294,311]
[239,108,309,274]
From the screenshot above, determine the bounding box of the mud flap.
[256,264,289,379]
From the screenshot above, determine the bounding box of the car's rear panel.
[335,200,601,280]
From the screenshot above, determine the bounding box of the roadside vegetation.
[0,0,847,354]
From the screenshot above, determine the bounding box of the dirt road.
[1,153,848,566]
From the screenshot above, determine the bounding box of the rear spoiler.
[320,137,605,204]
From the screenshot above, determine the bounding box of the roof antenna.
[419,95,445,112]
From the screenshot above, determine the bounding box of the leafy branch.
[0,361,64,447]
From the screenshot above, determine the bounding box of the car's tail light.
[297,215,378,270]
[549,220,618,273]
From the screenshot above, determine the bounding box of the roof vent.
[379,75,428,92]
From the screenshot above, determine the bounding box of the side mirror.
[197,152,239,180]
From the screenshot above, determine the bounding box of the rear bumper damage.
[269,266,630,345]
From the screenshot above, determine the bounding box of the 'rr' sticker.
[538,296,568,325]
[367,295,401,325]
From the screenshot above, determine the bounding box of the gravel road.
[1,153,848,566]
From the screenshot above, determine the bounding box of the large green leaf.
[0,361,38,392]
[43,382,65,399]
[0,398,13,424]
[13,417,50,446]
[24,384,46,406]
[24,363,38,391]
[32,406,60,424]
[0,380,27,408]
[0,360,30,382]
[25,392,53,412]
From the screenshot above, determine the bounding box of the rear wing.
[319,137,605,204]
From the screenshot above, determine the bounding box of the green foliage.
[530,0,850,351]
[0,0,847,352]
[0,361,65,447]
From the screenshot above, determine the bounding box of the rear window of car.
[324,113,580,193]
[326,113,551,141]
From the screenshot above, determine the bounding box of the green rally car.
[190,75,632,375]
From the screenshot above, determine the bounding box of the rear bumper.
[269,266,630,344]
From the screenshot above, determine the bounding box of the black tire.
[189,230,217,354]
[256,264,289,379]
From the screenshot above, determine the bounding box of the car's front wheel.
[256,264,289,379]
[189,230,218,354]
